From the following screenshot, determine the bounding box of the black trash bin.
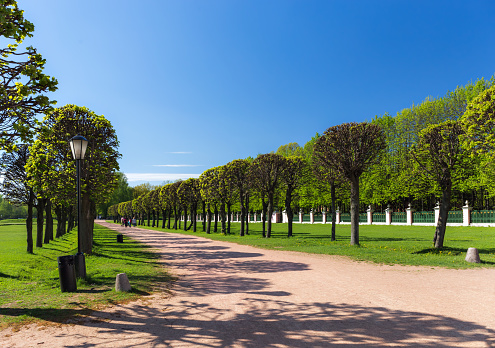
[58,255,77,292]
[117,234,123,243]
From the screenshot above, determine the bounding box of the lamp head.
[69,135,89,160]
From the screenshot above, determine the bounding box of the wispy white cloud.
[152,164,202,167]
[125,173,200,182]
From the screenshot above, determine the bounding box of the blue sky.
[19,0,495,186]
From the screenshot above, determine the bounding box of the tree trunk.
[261,198,267,238]
[267,193,273,238]
[192,203,197,232]
[26,189,34,254]
[147,212,150,227]
[167,208,171,229]
[44,199,53,243]
[178,207,182,230]
[350,175,360,246]
[434,184,452,249]
[55,205,67,238]
[173,206,178,229]
[206,203,212,234]
[152,210,156,227]
[162,209,166,228]
[80,193,95,254]
[67,209,74,234]
[220,203,226,235]
[183,205,188,231]
[36,198,45,248]
[245,195,250,235]
[202,201,206,232]
[55,205,62,238]
[214,205,218,232]
[227,203,232,234]
[240,193,245,237]
[286,187,293,238]
[331,181,336,241]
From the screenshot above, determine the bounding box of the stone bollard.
[465,248,481,263]
[115,273,132,292]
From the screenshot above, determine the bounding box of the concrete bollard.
[115,273,132,292]
[465,248,481,263]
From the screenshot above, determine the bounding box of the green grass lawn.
[125,219,495,268]
[0,219,171,328]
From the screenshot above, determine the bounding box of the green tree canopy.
[26,104,120,254]
[0,0,58,151]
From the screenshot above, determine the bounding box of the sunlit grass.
[0,220,171,328]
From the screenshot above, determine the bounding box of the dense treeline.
[0,195,32,219]
[109,77,495,248]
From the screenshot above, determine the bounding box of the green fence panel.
[413,211,434,223]
[373,212,386,223]
[314,213,323,222]
[391,212,406,223]
[448,210,463,223]
[471,210,495,223]
[302,214,311,222]
[341,213,351,222]
[359,213,367,223]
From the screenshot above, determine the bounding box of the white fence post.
[385,205,392,225]
[406,203,414,225]
[367,205,373,225]
[463,201,472,226]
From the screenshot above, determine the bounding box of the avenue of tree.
[2,1,495,252]
[110,78,495,249]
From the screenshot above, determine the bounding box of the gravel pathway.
[1,221,495,347]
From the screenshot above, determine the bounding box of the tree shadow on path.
[44,298,495,347]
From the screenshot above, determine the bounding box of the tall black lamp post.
[69,134,88,279]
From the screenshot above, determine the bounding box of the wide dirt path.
[2,221,495,347]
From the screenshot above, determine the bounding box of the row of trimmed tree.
[109,81,495,249]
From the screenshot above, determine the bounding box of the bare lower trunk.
[55,205,66,238]
[220,203,226,235]
[331,181,336,241]
[192,204,197,232]
[44,199,53,243]
[267,193,273,238]
[240,195,245,237]
[183,206,188,231]
[227,204,231,234]
[434,185,452,249]
[80,193,95,254]
[245,195,250,235]
[26,189,34,254]
[67,209,74,234]
[286,187,293,238]
[262,198,267,238]
[350,176,359,246]
[206,203,212,234]
[167,208,171,229]
[202,201,206,232]
[162,209,166,228]
[173,206,178,229]
[214,206,218,232]
[36,198,45,248]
